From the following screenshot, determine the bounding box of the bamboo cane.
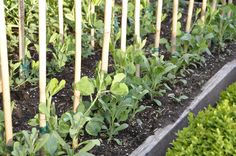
[0,54,1,93]
[171,0,179,53]
[121,0,128,52]
[39,0,47,129]
[0,63,2,93]
[101,0,112,73]
[186,0,194,33]
[111,0,116,43]
[212,0,217,12]
[0,0,13,146]
[221,0,226,5]
[91,1,95,48]
[135,0,141,77]
[19,0,25,79]
[201,0,207,23]
[228,0,233,17]
[154,0,163,52]
[19,0,25,63]
[209,0,217,48]
[73,0,82,113]
[58,0,64,43]
[221,0,226,16]
[135,0,140,42]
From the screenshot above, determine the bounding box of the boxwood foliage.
[166,82,236,156]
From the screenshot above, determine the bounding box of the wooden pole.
[58,0,64,43]
[135,0,141,77]
[135,0,140,42]
[201,0,207,23]
[171,0,179,53]
[0,54,1,93]
[154,0,163,52]
[221,0,226,16]
[101,0,112,73]
[0,63,2,93]
[121,0,128,52]
[73,0,82,113]
[19,0,25,63]
[221,0,226,5]
[211,0,217,12]
[91,1,95,48]
[0,0,13,146]
[228,0,233,17]
[39,0,47,129]
[186,0,194,32]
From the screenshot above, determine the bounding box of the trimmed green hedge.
[166,82,236,156]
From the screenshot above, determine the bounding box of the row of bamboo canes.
[0,0,233,147]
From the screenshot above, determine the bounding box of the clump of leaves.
[74,66,130,143]
[28,78,100,155]
[167,82,236,155]
[0,111,8,155]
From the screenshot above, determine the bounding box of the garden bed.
[0,43,235,155]
[0,43,236,156]
[131,59,236,156]
[90,43,236,156]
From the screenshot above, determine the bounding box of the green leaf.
[154,99,162,106]
[65,13,74,21]
[85,120,102,136]
[58,119,70,135]
[52,131,70,151]
[34,134,50,153]
[105,75,112,86]
[12,142,26,156]
[0,111,4,122]
[77,151,94,156]
[47,78,59,94]
[44,134,58,156]
[111,83,129,96]
[114,123,128,134]
[179,95,189,101]
[78,139,100,153]
[39,103,50,118]
[114,138,122,145]
[75,77,95,96]
[126,63,136,74]
[205,33,214,40]
[180,33,191,41]
[47,78,66,96]
[112,73,126,85]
